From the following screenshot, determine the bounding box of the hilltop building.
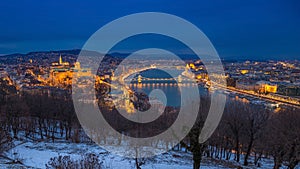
[49,55,92,87]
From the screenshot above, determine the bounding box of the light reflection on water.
[128,69,208,107]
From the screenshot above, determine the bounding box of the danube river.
[128,69,208,107]
[126,69,286,111]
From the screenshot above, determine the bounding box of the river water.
[128,69,208,107]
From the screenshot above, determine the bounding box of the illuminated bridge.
[124,74,195,84]
[100,65,196,97]
[115,65,193,84]
[103,65,195,112]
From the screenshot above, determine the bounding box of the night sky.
[0,0,299,60]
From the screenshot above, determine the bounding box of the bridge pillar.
[178,75,182,83]
[138,75,142,83]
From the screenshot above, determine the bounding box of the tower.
[178,75,182,83]
[59,54,62,65]
[138,75,142,83]
[74,61,81,69]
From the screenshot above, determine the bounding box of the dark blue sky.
[0,0,299,60]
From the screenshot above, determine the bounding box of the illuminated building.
[51,55,69,66]
[49,55,92,87]
[256,81,277,93]
[49,55,72,86]
[189,63,195,69]
[265,84,277,93]
[240,69,249,74]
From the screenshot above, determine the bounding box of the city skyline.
[1,1,300,169]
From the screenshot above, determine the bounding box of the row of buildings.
[187,60,300,97]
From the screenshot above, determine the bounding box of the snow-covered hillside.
[1,140,294,169]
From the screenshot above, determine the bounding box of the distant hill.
[0,49,110,65]
[0,49,80,65]
[1,49,290,65]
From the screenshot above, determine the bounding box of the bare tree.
[243,105,270,166]
[223,101,247,163]
[265,108,300,169]
[0,125,13,154]
[180,97,210,169]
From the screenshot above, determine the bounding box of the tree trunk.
[254,151,262,165]
[38,119,43,139]
[273,156,282,169]
[287,160,299,169]
[192,145,203,169]
[193,158,201,169]
[244,135,254,166]
[235,136,240,162]
[135,148,141,169]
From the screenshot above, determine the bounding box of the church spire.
[59,54,62,65]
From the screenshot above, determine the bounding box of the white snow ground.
[0,140,299,169]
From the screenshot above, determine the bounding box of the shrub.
[46,153,102,169]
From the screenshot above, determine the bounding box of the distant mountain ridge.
[1,49,296,64]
